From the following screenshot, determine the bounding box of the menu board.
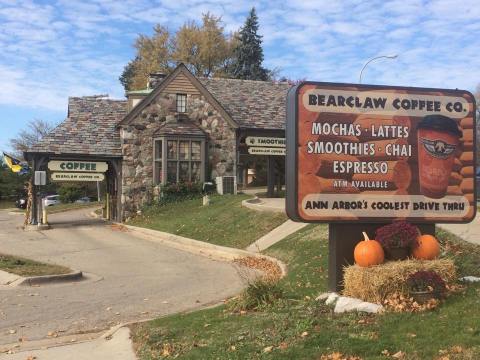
[286,82,476,223]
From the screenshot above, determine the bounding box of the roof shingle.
[199,77,291,130]
[27,96,127,157]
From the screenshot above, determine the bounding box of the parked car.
[15,198,27,209]
[75,196,91,204]
[43,194,61,206]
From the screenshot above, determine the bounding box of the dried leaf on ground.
[319,352,362,360]
[110,224,128,232]
[383,292,439,312]
[233,257,282,281]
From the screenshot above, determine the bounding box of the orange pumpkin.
[412,234,440,260]
[354,232,385,267]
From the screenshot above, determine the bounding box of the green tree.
[119,56,139,92]
[120,25,174,91]
[229,7,270,81]
[173,13,233,77]
[120,15,237,91]
[58,184,84,203]
[0,162,29,200]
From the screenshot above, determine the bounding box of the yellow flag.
[3,153,25,173]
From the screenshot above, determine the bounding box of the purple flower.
[376,221,419,250]
[407,270,446,293]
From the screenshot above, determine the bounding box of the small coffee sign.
[286,82,476,223]
[48,160,108,173]
[51,172,105,182]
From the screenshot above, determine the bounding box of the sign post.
[286,82,476,291]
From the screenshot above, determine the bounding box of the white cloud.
[0,0,478,118]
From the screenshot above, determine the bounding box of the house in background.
[25,64,290,221]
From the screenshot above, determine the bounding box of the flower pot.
[385,247,409,261]
[409,290,442,304]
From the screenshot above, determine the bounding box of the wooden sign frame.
[286,81,477,224]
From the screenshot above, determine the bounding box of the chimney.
[147,72,167,89]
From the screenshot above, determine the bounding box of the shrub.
[157,182,206,206]
[407,270,446,293]
[58,184,83,203]
[229,278,284,311]
[376,221,419,250]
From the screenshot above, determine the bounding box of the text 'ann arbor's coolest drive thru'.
[286,82,477,223]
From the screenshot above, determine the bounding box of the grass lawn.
[131,225,480,360]
[0,253,71,277]
[256,190,285,198]
[0,200,15,209]
[46,201,102,214]
[129,195,287,249]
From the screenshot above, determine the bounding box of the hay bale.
[343,259,456,303]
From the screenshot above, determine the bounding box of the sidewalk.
[1,327,136,360]
[246,220,308,252]
[241,192,308,251]
[439,214,480,245]
[241,196,286,213]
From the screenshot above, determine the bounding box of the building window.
[176,94,187,113]
[154,140,162,183]
[154,138,204,185]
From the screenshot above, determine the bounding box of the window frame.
[176,93,187,113]
[153,136,206,185]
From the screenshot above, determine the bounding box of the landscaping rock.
[315,292,331,301]
[334,296,383,314]
[325,293,339,306]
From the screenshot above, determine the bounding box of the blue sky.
[1,0,479,152]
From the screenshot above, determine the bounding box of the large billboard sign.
[286,82,476,223]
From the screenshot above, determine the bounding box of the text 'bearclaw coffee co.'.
[286,82,477,223]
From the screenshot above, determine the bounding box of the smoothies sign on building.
[286,82,477,223]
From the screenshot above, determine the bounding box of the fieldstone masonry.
[120,93,236,219]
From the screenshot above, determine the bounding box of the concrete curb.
[241,196,285,213]
[16,270,84,286]
[7,211,25,216]
[122,224,288,279]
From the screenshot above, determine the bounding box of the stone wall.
[120,92,236,219]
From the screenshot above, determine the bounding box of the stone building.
[25,64,290,221]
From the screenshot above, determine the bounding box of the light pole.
[359,54,398,84]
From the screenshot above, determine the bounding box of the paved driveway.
[0,208,246,346]
[439,212,480,245]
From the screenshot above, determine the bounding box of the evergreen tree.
[230,7,270,81]
[119,56,139,92]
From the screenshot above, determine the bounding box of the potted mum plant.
[375,221,419,260]
[407,270,446,304]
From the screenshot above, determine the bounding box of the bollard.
[203,194,210,206]
[106,193,110,220]
[42,206,48,225]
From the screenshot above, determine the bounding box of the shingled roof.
[120,64,292,130]
[199,77,291,130]
[27,96,127,157]
[154,119,206,137]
